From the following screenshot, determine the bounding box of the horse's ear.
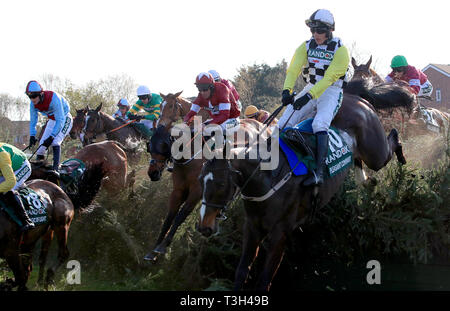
[174,91,183,98]
[351,57,357,68]
[95,103,103,112]
[367,55,373,68]
[83,106,89,113]
[160,93,166,100]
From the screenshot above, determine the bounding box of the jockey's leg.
[2,191,35,232]
[304,87,342,186]
[52,146,61,172]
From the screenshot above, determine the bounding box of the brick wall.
[422,67,450,112]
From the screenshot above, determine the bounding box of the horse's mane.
[69,163,105,210]
[344,79,415,113]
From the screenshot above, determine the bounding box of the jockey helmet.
[137,85,151,96]
[117,98,130,107]
[25,80,43,95]
[195,72,215,91]
[391,55,408,68]
[244,105,259,118]
[208,70,221,82]
[305,9,335,31]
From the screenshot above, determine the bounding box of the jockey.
[127,85,162,140]
[0,142,34,232]
[26,80,73,174]
[208,70,242,110]
[385,55,433,97]
[277,9,351,186]
[183,72,241,136]
[244,105,270,123]
[112,98,130,121]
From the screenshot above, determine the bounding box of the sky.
[1,0,449,110]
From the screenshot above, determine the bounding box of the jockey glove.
[129,114,143,121]
[281,89,294,106]
[42,136,54,148]
[29,136,37,147]
[293,93,312,110]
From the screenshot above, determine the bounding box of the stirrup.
[20,223,35,232]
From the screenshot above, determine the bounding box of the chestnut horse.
[0,163,104,291]
[198,84,410,290]
[144,91,266,262]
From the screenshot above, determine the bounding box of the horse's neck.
[178,97,193,118]
[100,112,121,131]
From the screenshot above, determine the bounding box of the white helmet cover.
[306,9,335,30]
[208,70,221,82]
[137,85,151,96]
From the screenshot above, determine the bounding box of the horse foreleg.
[255,226,287,291]
[234,220,261,291]
[154,189,201,254]
[4,249,26,291]
[144,189,186,261]
[38,229,54,286]
[387,129,406,165]
[45,225,70,289]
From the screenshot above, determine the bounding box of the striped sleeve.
[0,151,16,193]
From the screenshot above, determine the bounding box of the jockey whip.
[106,119,138,135]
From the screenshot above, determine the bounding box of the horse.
[351,56,385,84]
[197,83,410,290]
[69,107,88,145]
[144,91,266,261]
[0,164,104,291]
[82,103,144,163]
[30,140,134,196]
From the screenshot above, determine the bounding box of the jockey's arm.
[308,45,350,99]
[49,96,66,137]
[144,104,161,121]
[29,102,39,137]
[127,101,144,117]
[0,151,16,193]
[283,42,308,93]
[184,103,201,123]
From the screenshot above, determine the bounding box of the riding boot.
[303,132,329,187]
[52,146,61,172]
[146,141,151,153]
[5,191,35,232]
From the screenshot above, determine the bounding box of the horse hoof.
[143,252,158,262]
[153,245,166,254]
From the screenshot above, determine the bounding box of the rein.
[106,119,137,134]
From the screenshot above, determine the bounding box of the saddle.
[59,159,86,196]
[279,119,353,178]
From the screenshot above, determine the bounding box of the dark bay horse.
[69,107,88,145]
[351,56,384,84]
[82,104,143,163]
[198,87,408,291]
[0,163,102,291]
[144,91,265,261]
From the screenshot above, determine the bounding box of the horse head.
[351,56,373,80]
[147,125,173,181]
[197,157,243,237]
[84,103,104,144]
[70,106,88,139]
[158,91,184,128]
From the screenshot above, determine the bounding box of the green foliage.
[233,61,306,113]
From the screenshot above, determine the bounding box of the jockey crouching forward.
[0,142,34,232]
[112,98,130,121]
[277,9,351,186]
[127,85,162,152]
[26,80,73,175]
[183,72,241,143]
[386,55,433,98]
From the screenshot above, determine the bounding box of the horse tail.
[69,163,105,210]
[344,79,416,113]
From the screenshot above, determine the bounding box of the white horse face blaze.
[200,172,214,223]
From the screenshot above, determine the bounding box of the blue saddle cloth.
[279,119,315,176]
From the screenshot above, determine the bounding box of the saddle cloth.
[279,118,353,177]
[0,187,49,226]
